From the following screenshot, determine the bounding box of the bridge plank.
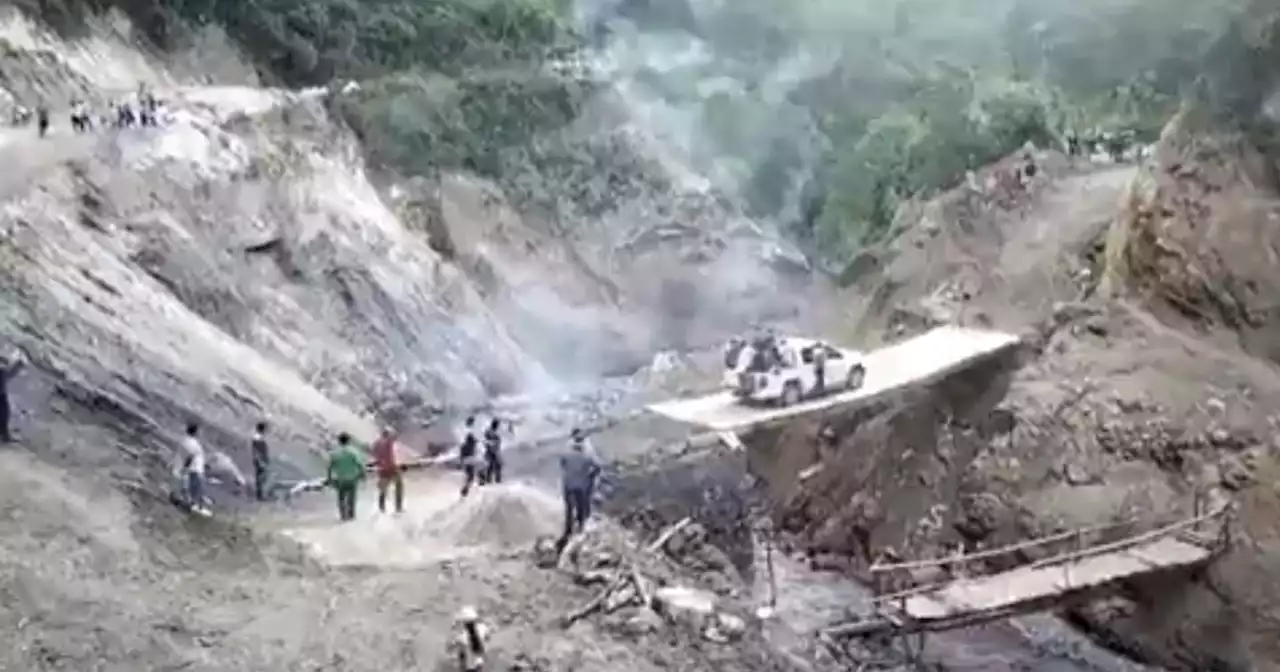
[899,537,1211,621]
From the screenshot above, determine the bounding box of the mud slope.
[751,145,1280,671]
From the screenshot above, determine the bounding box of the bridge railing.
[867,497,1235,608]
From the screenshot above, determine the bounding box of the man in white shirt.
[175,422,210,515]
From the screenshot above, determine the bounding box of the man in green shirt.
[327,432,366,522]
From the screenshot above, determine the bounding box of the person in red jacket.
[371,426,405,514]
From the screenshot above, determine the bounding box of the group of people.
[321,425,416,522]
[1063,128,1141,163]
[173,420,258,516]
[173,417,496,671]
[0,346,573,672]
[11,85,167,139]
[724,332,786,373]
[457,416,509,497]
[322,416,604,558]
[321,415,512,522]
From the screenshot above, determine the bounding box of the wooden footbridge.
[822,499,1235,648]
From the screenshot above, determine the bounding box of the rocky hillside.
[0,8,827,488]
[0,8,849,671]
[750,105,1280,669]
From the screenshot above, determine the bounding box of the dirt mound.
[1102,106,1280,364]
[424,482,563,550]
[278,475,564,566]
[841,150,1132,345]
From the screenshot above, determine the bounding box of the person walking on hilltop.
[0,349,27,444]
[36,105,49,138]
[175,423,210,516]
[458,416,480,497]
[251,421,270,502]
[448,605,491,672]
[372,426,405,514]
[327,432,365,522]
[554,428,602,555]
[481,418,504,485]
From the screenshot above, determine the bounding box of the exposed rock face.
[0,10,827,495]
[0,12,838,671]
[1105,107,1280,364]
[750,137,1280,670]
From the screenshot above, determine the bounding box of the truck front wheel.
[780,382,802,407]
[846,365,866,391]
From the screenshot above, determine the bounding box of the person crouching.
[448,606,490,672]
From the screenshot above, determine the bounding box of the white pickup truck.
[722,336,867,406]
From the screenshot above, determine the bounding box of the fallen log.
[560,571,630,628]
[646,517,692,553]
[821,616,896,639]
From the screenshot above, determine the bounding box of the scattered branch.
[629,566,651,608]
[646,517,692,553]
[560,571,629,628]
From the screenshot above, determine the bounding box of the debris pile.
[533,519,754,645]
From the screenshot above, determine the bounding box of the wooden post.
[1192,490,1202,535]
[1064,529,1084,589]
[1219,504,1234,551]
[764,529,778,609]
[898,595,913,663]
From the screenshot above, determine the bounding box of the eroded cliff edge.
[749,108,1280,670]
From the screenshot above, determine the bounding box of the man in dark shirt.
[481,418,504,485]
[554,428,602,555]
[458,416,479,497]
[1,351,26,443]
[251,421,270,501]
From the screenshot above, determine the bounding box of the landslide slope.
[0,6,829,484]
[754,138,1280,670]
[0,9,839,671]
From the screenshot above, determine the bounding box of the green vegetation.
[23,0,1278,272]
[31,0,573,82]
[614,0,1256,263]
[31,0,582,179]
